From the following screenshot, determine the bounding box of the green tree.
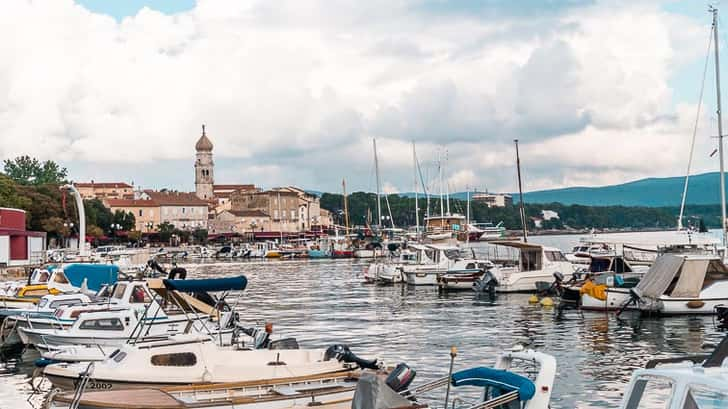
[112,210,136,231]
[157,222,175,243]
[3,155,68,185]
[192,228,208,244]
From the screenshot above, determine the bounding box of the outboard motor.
[324,345,380,370]
[716,306,728,331]
[385,363,416,392]
[240,326,271,349]
[474,270,498,297]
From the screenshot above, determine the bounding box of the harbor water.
[1,232,726,408]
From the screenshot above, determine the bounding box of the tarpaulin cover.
[635,255,684,299]
[451,367,536,401]
[163,275,247,292]
[60,264,119,291]
[669,259,709,298]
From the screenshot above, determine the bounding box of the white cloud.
[0,0,711,193]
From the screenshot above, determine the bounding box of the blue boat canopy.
[451,367,536,401]
[58,264,120,292]
[163,275,247,292]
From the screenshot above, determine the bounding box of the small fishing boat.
[437,260,494,291]
[43,339,378,391]
[48,369,363,409]
[348,346,554,409]
[475,242,575,293]
[612,254,728,315]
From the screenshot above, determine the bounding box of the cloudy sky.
[0,0,723,194]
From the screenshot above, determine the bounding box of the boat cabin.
[493,241,570,272]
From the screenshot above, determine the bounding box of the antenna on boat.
[514,139,528,243]
[712,6,728,248]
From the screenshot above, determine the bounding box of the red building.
[0,208,45,266]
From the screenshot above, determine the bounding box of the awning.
[163,276,247,292]
[61,263,120,291]
[635,255,684,299]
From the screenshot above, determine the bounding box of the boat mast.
[413,142,420,233]
[466,187,471,245]
[515,139,528,243]
[277,191,283,243]
[342,178,350,234]
[713,7,728,247]
[438,150,444,218]
[373,138,382,229]
[445,150,450,216]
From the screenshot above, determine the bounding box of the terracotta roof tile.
[144,191,209,206]
[75,182,132,189]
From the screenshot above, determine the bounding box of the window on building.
[182,207,185,214]
[139,209,143,217]
[274,210,278,218]
[79,318,124,331]
[151,352,197,367]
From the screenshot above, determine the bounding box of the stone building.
[194,125,214,200]
[75,182,133,200]
[106,198,161,232]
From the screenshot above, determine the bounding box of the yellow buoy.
[528,295,539,304]
[540,297,554,307]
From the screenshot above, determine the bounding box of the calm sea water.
[1,231,726,408]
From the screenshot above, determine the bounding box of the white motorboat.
[364,249,418,284]
[17,275,248,349]
[438,260,494,291]
[565,241,614,265]
[609,254,728,315]
[48,367,362,409]
[476,241,575,293]
[43,336,376,391]
[1,279,150,346]
[618,334,728,408]
[402,244,463,286]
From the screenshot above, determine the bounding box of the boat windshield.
[444,249,462,260]
[624,375,673,409]
[684,384,728,408]
[112,283,127,299]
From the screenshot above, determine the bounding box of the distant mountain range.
[312,171,728,207]
[512,172,725,207]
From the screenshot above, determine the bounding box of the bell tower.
[194,124,214,200]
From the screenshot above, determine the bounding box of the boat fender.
[528,295,539,304]
[385,363,416,392]
[540,297,554,307]
[324,345,380,370]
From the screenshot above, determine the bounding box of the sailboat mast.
[439,150,444,218]
[342,178,350,234]
[445,150,450,216]
[466,187,471,245]
[413,142,419,233]
[515,139,528,243]
[373,138,382,229]
[714,7,728,246]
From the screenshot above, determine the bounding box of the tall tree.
[3,155,68,185]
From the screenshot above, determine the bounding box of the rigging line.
[678,19,714,230]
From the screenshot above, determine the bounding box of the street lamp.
[110,223,122,243]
